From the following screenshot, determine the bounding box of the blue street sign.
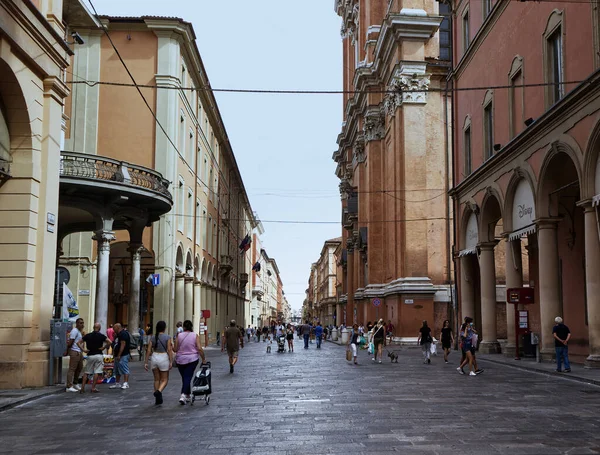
[152,274,160,286]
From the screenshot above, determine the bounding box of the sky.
[94,0,343,311]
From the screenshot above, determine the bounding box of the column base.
[503,343,516,357]
[584,355,600,369]
[539,348,555,362]
[478,341,500,354]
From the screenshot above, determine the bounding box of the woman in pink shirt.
[173,320,206,405]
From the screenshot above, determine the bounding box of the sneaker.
[109,383,120,389]
[121,382,129,389]
[179,394,186,405]
[74,384,81,391]
[445,360,448,364]
[378,360,382,364]
[156,390,163,405]
[469,371,477,376]
[427,359,431,364]
[66,386,79,393]
[372,358,376,362]
[230,364,234,374]
[457,367,465,375]
[565,369,571,373]
[475,369,484,375]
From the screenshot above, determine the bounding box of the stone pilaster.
[583,205,600,367]
[478,242,500,353]
[504,239,523,355]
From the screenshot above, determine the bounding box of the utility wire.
[164,214,449,224]
[66,78,588,95]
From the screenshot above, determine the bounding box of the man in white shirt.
[66,318,85,392]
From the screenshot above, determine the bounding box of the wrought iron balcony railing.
[59,151,172,201]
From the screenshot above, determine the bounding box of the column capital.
[477,241,498,251]
[576,198,598,212]
[92,231,115,252]
[184,275,194,283]
[175,273,185,280]
[535,217,561,229]
[127,242,144,258]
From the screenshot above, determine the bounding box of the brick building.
[451,0,600,363]
[332,0,453,336]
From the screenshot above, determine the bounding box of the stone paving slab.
[0,385,64,412]
[0,341,600,454]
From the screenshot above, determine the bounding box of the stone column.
[478,242,499,353]
[93,230,115,330]
[460,255,476,321]
[127,243,143,336]
[193,281,202,334]
[184,276,194,323]
[584,205,600,367]
[504,239,523,354]
[537,219,561,359]
[174,274,185,330]
[347,247,355,326]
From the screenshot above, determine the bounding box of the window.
[203,155,209,194]
[508,56,524,139]
[548,30,563,104]
[438,2,452,61]
[207,215,213,255]
[179,109,185,160]
[188,128,194,167]
[195,199,201,245]
[181,64,186,87]
[187,189,193,238]
[483,0,492,18]
[543,11,565,107]
[177,176,185,233]
[212,221,217,256]
[208,166,214,203]
[202,206,208,249]
[483,100,494,160]
[462,10,470,53]
[464,125,472,176]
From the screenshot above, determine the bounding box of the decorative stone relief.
[385,63,431,112]
[352,135,365,164]
[363,107,385,142]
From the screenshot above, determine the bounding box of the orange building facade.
[451,0,600,363]
[333,0,453,337]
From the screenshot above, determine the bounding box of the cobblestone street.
[2,339,600,454]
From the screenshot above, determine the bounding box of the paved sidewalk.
[0,386,64,412]
[329,339,600,386]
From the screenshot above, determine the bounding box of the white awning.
[458,247,477,257]
[508,223,536,241]
[593,194,600,207]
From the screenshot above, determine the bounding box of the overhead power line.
[66,78,589,95]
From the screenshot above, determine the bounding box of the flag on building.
[239,234,251,254]
[252,261,261,272]
[62,283,79,322]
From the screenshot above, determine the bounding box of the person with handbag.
[173,320,206,405]
[144,320,173,405]
[417,320,433,364]
[347,323,360,364]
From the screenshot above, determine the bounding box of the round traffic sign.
[372,298,382,307]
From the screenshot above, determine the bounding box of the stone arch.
[0,58,33,163]
[582,118,600,200]
[504,168,538,233]
[479,188,504,243]
[175,244,184,271]
[537,141,583,218]
[460,207,479,253]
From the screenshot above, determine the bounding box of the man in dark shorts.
[225,319,244,373]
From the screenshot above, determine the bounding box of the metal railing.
[60,151,172,201]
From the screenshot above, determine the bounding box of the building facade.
[332,0,453,337]
[0,0,77,388]
[451,0,600,362]
[59,16,256,345]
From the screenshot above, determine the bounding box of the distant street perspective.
[2,0,600,453]
[3,339,600,454]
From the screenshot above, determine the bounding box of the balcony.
[58,151,173,238]
[219,254,233,276]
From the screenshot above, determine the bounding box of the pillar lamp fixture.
[524,117,535,127]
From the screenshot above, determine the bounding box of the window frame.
[462,7,470,55]
[187,188,194,239]
[177,176,185,233]
[542,10,565,108]
[195,199,201,245]
[482,90,494,161]
[508,56,525,140]
[463,116,472,176]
